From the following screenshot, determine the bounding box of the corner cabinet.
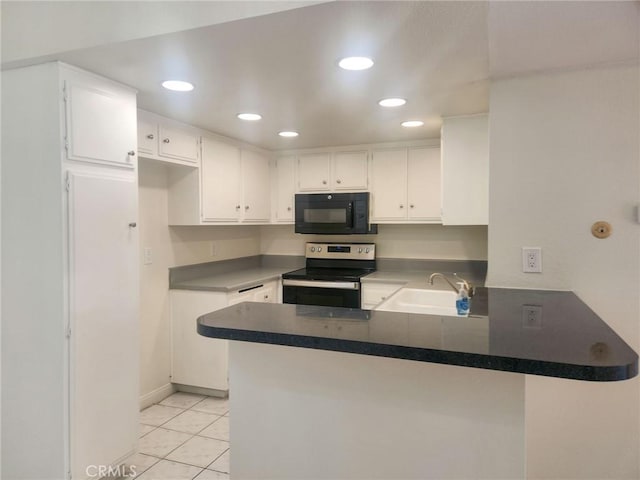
[170,281,279,391]
[2,62,139,480]
[370,146,441,222]
[441,114,489,225]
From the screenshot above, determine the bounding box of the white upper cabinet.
[407,147,441,220]
[241,149,271,222]
[332,150,368,190]
[64,76,137,168]
[371,147,441,223]
[274,156,296,222]
[441,114,489,225]
[137,109,200,166]
[370,149,408,220]
[137,113,158,156]
[201,136,241,222]
[296,150,368,192]
[159,124,199,163]
[298,153,331,191]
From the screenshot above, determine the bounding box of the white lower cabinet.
[361,282,405,310]
[170,280,279,390]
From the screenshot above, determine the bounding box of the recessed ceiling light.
[379,98,407,107]
[237,113,262,121]
[338,56,374,71]
[278,131,299,138]
[161,80,194,92]
[401,120,424,128]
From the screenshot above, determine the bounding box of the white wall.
[488,64,640,479]
[138,161,260,405]
[0,1,322,67]
[260,224,488,260]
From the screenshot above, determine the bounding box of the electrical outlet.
[143,247,153,265]
[522,305,543,328]
[210,241,217,257]
[522,247,542,273]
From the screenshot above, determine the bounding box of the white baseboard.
[139,383,175,410]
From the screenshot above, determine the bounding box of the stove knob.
[310,247,316,253]
[317,247,322,252]
[365,248,370,253]
[358,248,363,253]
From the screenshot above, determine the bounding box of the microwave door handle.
[347,202,354,228]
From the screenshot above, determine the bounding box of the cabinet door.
[407,147,441,220]
[333,151,368,190]
[170,290,229,390]
[274,156,296,222]
[68,171,138,477]
[253,282,277,303]
[201,137,241,222]
[441,115,489,225]
[298,153,331,191]
[158,124,199,163]
[370,149,408,220]
[64,80,137,168]
[137,112,158,156]
[242,149,271,222]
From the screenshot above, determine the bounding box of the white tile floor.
[127,392,230,479]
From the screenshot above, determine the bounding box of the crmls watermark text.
[86,465,137,478]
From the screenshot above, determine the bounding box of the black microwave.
[294,192,377,235]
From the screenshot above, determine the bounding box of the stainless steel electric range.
[282,242,376,309]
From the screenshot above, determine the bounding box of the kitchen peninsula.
[198,289,637,479]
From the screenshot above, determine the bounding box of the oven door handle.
[282,279,360,290]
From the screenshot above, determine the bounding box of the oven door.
[282,279,361,308]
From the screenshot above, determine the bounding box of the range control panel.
[305,243,376,261]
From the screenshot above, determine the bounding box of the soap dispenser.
[456,282,470,316]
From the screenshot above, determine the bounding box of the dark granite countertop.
[197,287,638,382]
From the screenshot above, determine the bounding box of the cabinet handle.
[128,222,137,228]
[245,205,250,210]
[410,204,415,209]
[399,204,404,209]
[128,150,136,156]
[163,138,170,143]
[264,295,269,300]
[322,180,327,185]
[287,207,292,211]
[236,205,241,210]
[336,179,342,184]
[146,134,155,140]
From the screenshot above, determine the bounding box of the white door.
[370,149,408,220]
[275,156,296,222]
[201,137,241,221]
[242,150,271,222]
[68,171,138,478]
[298,153,330,191]
[64,80,137,168]
[333,151,368,190]
[158,125,199,163]
[408,147,441,220]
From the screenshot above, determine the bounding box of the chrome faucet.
[428,273,474,297]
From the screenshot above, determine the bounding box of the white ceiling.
[52,1,638,151]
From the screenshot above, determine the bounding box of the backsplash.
[259,224,488,260]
